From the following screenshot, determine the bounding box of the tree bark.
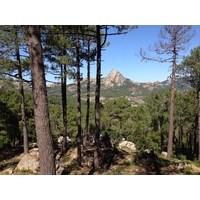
[61,26,68,155]
[27,25,56,175]
[167,53,176,158]
[61,63,67,155]
[83,39,91,148]
[14,26,29,154]
[76,26,82,167]
[198,90,200,160]
[158,117,163,151]
[94,25,101,171]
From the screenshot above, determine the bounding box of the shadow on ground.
[133,151,179,175]
[0,146,23,163]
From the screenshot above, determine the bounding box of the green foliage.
[0,89,36,148]
[0,134,11,149]
[178,45,200,88]
[130,105,152,151]
[146,131,161,152]
[102,97,132,144]
[0,90,20,148]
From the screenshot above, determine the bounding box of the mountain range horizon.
[46,68,191,106]
[47,68,171,87]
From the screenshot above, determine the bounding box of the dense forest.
[1,25,200,175]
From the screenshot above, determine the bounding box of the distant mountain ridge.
[47,69,191,105]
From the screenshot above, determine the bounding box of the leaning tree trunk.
[14,26,29,154]
[94,25,101,171]
[27,25,56,175]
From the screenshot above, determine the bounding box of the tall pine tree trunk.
[193,114,198,159]
[61,26,68,155]
[61,63,67,155]
[94,25,101,171]
[83,39,91,148]
[198,90,200,160]
[158,117,163,151]
[14,26,29,154]
[167,51,176,158]
[27,25,55,175]
[17,54,29,154]
[76,26,82,167]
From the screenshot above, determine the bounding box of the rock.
[177,162,187,170]
[15,147,69,175]
[56,166,64,175]
[82,156,93,168]
[144,149,150,153]
[55,160,66,175]
[29,148,39,159]
[119,140,137,152]
[29,143,37,148]
[15,154,39,173]
[161,151,168,158]
[1,168,14,175]
[56,153,62,160]
[103,69,126,87]
[63,148,78,167]
[57,136,73,148]
[58,136,72,144]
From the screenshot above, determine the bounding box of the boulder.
[15,147,69,175]
[161,151,168,158]
[144,149,151,153]
[119,140,137,152]
[57,136,73,148]
[15,154,39,173]
[58,136,72,144]
[82,156,93,168]
[1,168,14,175]
[177,162,187,170]
[55,160,66,175]
[29,143,37,148]
[29,148,39,159]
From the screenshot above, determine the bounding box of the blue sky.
[3,1,199,84]
[62,25,200,84]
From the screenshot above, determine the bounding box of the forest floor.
[61,146,200,175]
[1,145,200,175]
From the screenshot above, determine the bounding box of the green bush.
[0,134,11,149]
[146,131,161,152]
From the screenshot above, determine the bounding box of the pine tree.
[82,25,96,148]
[27,25,55,175]
[76,25,82,167]
[146,91,166,151]
[178,46,200,160]
[42,25,75,155]
[140,25,195,158]
[0,25,29,153]
[93,25,137,171]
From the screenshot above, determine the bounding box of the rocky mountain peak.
[103,69,126,87]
